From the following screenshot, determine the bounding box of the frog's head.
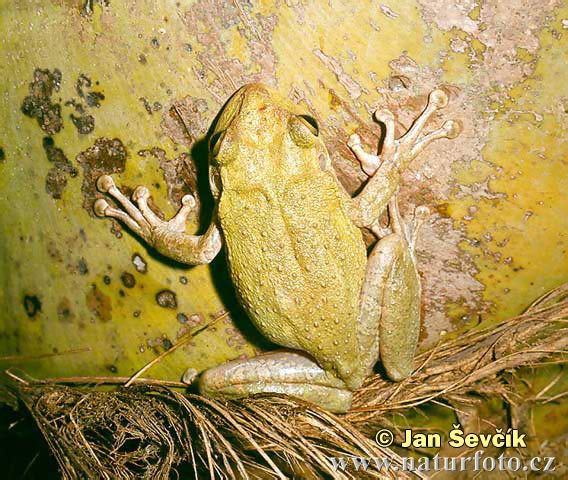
[208,83,327,199]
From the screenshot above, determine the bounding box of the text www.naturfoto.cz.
[329,451,556,474]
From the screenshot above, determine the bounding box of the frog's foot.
[94,175,196,237]
[94,175,222,265]
[349,90,461,177]
[347,133,382,176]
[198,351,353,413]
[347,89,461,228]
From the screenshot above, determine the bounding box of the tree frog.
[94,84,460,412]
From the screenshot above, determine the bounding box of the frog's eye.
[209,130,226,157]
[288,114,319,147]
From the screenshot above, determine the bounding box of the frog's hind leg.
[353,197,428,385]
[198,350,353,413]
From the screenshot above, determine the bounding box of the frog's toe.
[130,185,164,227]
[93,198,110,217]
[93,175,153,235]
[399,88,459,152]
[164,193,197,232]
[373,108,395,125]
[347,134,382,176]
[441,119,462,139]
[428,89,449,109]
[93,196,148,235]
[96,174,115,193]
[374,109,396,157]
[181,193,196,209]
[347,133,362,149]
[132,185,150,203]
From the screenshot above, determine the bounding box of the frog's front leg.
[198,351,353,413]
[347,89,461,228]
[94,175,222,265]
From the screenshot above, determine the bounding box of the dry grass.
[5,284,568,479]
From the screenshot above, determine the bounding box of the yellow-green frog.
[94,84,460,412]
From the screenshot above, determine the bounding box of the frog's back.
[219,172,366,384]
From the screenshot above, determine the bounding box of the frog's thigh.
[357,233,420,383]
[198,351,353,413]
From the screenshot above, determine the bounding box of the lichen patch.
[86,284,112,323]
[76,137,127,215]
[21,68,63,135]
[43,137,78,199]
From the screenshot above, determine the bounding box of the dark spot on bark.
[23,295,42,318]
[21,68,63,135]
[150,37,160,48]
[43,136,77,199]
[103,275,111,285]
[76,137,127,215]
[45,169,68,199]
[86,284,112,322]
[156,289,177,309]
[47,240,63,261]
[57,297,74,323]
[76,74,92,97]
[132,253,147,273]
[120,272,136,288]
[0,147,5,163]
[177,312,188,323]
[43,137,70,172]
[435,203,451,218]
[139,98,163,115]
[184,43,192,52]
[65,75,104,134]
[162,338,173,350]
[119,289,125,297]
[139,97,153,115]
[179,276,188,285]
[81,0,110,16]
[133,310,141,318]
[70,113,95,134]
[78,258,89,275]
[65,98,85,114]
[106,364,118,373]
[86,91,105,108]
[138,53,147,64]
